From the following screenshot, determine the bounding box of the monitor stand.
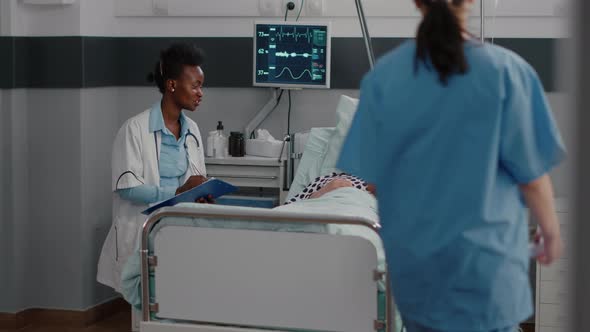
[244,88,281,139]
[244,87,301,139]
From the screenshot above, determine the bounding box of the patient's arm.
[309,178,354,199]
[309,178,378,199]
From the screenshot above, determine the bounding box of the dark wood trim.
[0,297,128,329]
[0,310,25,330]
[520,322,535,332]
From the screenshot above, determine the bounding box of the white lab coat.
[97,108,206,292]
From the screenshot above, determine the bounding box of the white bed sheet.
[120,187,383,310]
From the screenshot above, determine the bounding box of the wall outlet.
[282,0,303,17]
[306,0,325,16]
[259,0,282,17]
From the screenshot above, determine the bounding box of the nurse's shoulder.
[466,42,542,101]
[481,43,540,83]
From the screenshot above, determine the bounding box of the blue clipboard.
[141,178,238,215]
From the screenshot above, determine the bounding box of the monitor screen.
[253,22,331,89]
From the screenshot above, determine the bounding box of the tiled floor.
[0,311,130,332]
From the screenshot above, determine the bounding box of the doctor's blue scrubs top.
[337,40,566,331]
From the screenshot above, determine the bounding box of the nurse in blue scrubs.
[338,0,566,331]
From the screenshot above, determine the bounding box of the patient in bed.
[285,172,376,205]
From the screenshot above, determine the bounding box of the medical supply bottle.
[206,130,217,157]
[213,121,228,158]
[229,132,245,157]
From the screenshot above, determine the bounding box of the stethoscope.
[185,131,200,149]
[154,129,200,159]
[115,130,202,191]
[154,129,203,176]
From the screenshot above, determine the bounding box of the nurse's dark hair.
[147,43,205,93]
[415,0,468,85]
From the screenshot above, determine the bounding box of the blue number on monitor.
[255,23,329,88]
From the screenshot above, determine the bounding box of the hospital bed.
[137,203,393,332]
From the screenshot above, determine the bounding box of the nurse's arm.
[519,174,563,265]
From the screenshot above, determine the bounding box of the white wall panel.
[24,89,85,309]
[15,0,81,36]
[104,0,570,38]
[80,88,121,308]
[0,0,570,37]
[0,0,25,36]
[485,0,569,17]
[114,0,569,18]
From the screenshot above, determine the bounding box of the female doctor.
[98,43,210,292]
[338,0,566,331]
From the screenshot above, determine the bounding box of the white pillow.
[286,127,334,202]
[320,95,359,175]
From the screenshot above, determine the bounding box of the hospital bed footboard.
[140,206,393,332]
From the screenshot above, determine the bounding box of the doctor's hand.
[176,175,208,195]
[196,194,216,204]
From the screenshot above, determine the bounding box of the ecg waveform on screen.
[269,27,314,43]
[275,51,311,58]
[275,67,313,80]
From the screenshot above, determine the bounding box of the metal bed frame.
[140,206,393,332]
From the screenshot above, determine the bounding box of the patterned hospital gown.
[285,172,369,205]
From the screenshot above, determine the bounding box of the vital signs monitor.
[253,22,331,89]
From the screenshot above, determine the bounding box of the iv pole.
[480,0,485,42]
[355,0,375,69]
[355,0,486,70]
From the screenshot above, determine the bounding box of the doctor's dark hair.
[147,43,205,93]
[415,0,468,85]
